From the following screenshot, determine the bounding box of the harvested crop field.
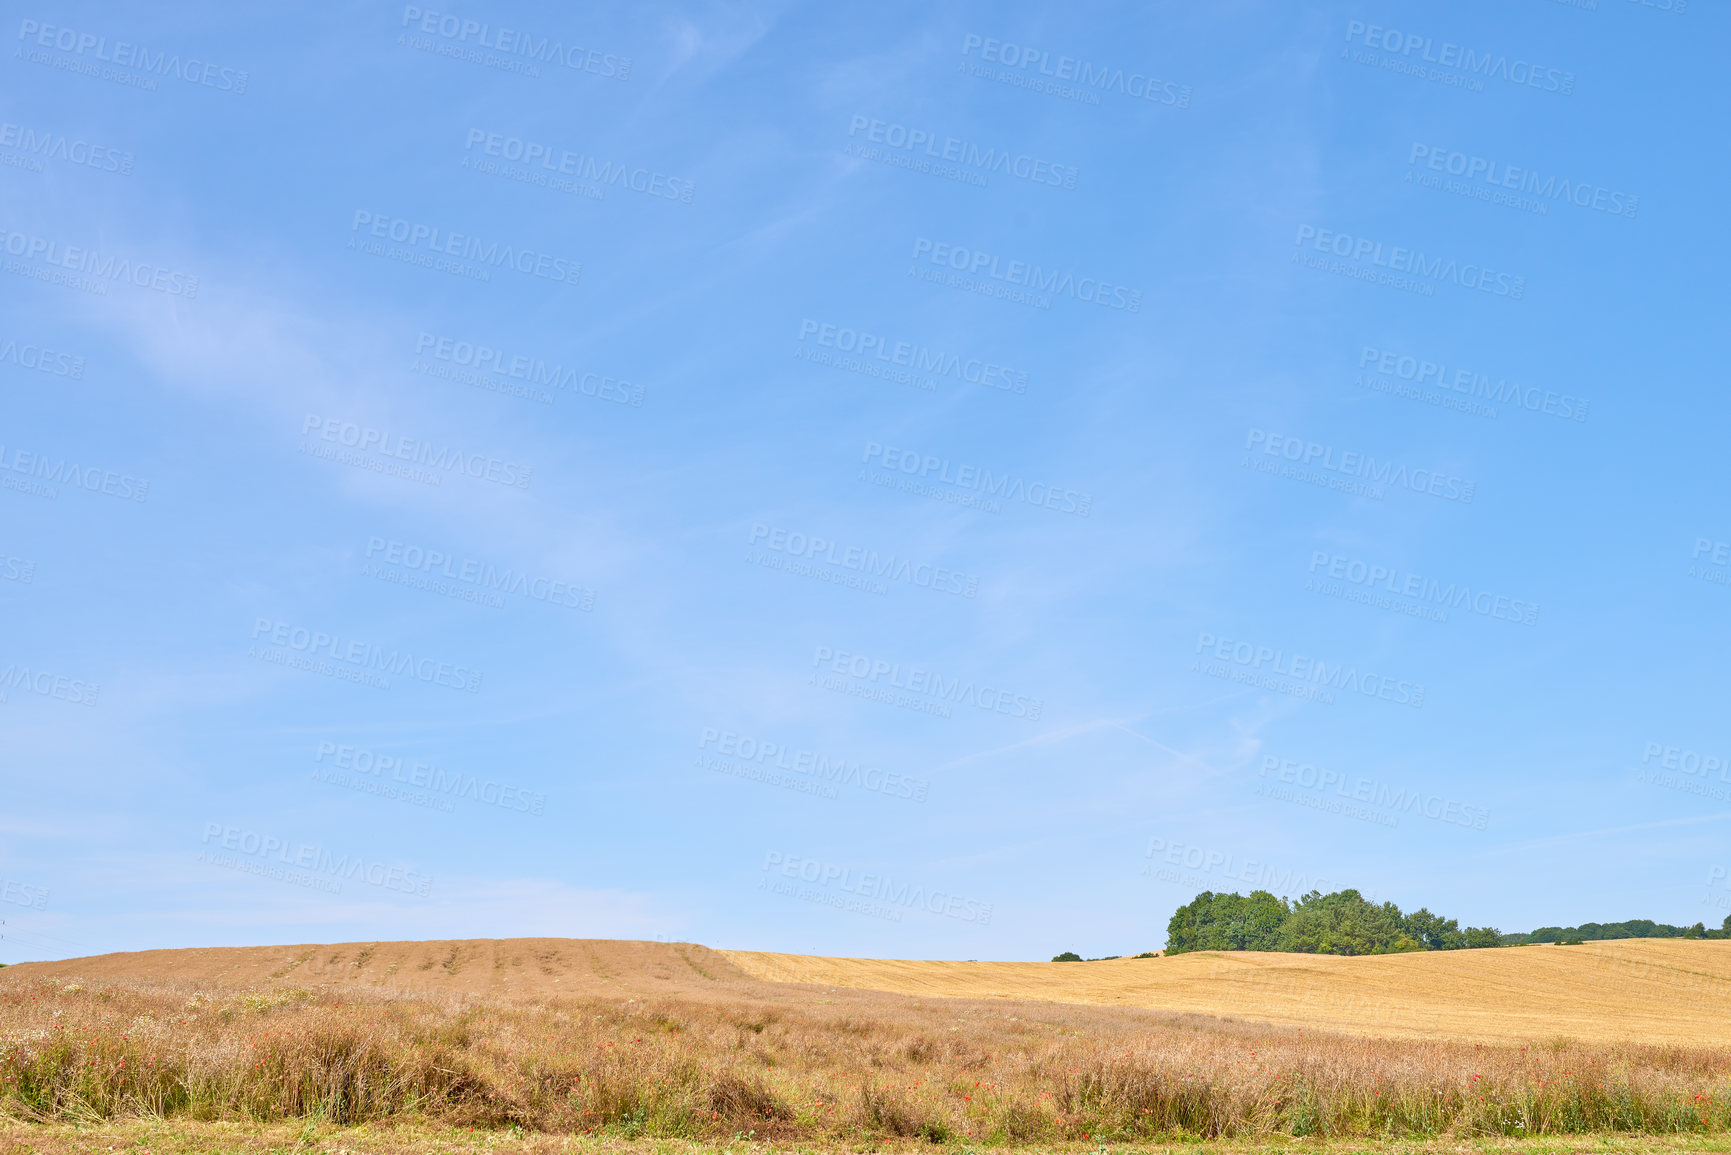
[2,939,1729,1146]
[2,939,753,1001]
[12,936,1729,1048]
[724,939,1731,1047]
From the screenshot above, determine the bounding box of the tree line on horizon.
[1146,888,1731,957]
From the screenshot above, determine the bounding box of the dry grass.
[3,945,1731,1144]
[723,940,1731,1048]
[13,1121,1731,1155]
[9,1120,1731,1155]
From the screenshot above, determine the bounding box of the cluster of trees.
[1166,889,1504,956]
[1505,918,1731,944]
[1166,890,1731,956]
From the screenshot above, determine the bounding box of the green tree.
[1400,906,1466,950]
[1279,890,1420,955]
[1461,925,1503,949]
[1164,886,1514,954]
[1165,890,1290,954]
[1051,951,1082,962]
[1512,918,1691,945]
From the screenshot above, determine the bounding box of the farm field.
[2,939,1729,1149]
[12,935,1727,1047]
[1,938,749,1000]
[724,939,1731,1047]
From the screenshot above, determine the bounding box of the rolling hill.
[7,935,1730,1046]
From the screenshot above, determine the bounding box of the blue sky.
[3,0,1727,965]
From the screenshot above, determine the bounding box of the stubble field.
[1,938,1728,1153]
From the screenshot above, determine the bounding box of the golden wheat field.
[3,938,1730,1150]
[14,936,1730,1048]
[724,939,1731,1048]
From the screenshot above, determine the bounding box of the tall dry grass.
[2,974,1728,1142]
